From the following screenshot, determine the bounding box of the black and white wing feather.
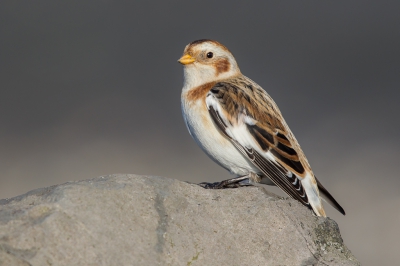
[206,77,345,215]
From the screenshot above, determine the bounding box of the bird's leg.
[198,176,248,189]
[199,172,260,189]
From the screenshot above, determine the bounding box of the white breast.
[181,92,258,177]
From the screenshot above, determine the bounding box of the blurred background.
[1,1,399,264]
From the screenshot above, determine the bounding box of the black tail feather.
[315,176,346,215]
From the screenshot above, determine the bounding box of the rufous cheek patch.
[214,58,230,76]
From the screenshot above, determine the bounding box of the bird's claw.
[198,181,242,189]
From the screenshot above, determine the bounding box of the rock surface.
[0,174,359,266]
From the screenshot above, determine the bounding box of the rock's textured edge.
[0,174,359,266]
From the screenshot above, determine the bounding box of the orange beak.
[178,54,195,65]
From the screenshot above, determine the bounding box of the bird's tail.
[301,174,326,217]
[315,176,346,215]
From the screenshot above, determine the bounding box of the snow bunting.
[178,39,345,217]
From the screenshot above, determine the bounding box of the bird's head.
[178,39,241,89]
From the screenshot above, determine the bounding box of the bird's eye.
[206,52,213,58]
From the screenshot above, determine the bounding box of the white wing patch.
[206,91,279,166]
[206,88,315,212]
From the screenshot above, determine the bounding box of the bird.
[178,39,345,217]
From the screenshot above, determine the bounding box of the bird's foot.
[198,176,253,189]
[198,181,241,189]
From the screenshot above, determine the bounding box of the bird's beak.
[178,54,195,65]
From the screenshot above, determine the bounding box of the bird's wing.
[205,79,313,208]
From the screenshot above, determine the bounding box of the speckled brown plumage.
[208,75,310,177]
[186,82,216,104]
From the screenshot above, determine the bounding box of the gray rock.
[0,174,359,266]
